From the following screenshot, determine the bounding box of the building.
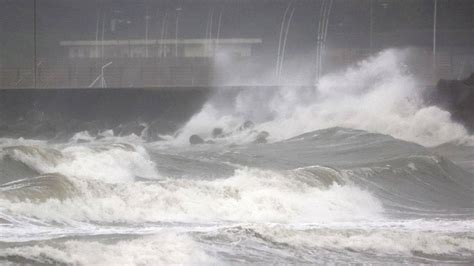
[60,39,262,59]
[20,38,260,88]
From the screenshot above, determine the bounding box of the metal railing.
[0,58,215,88]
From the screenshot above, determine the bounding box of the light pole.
[278,8,295,79]
[175,7,182,57]
[433,0,438,77]
[160,11,168,58]
[145,14,150,58]
[315,0,333,85]
[276,2,292,78]
[33,0,37,88]
[216,12,222,53]
[369,0,374,52]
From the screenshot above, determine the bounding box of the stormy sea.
[1,50,473,264]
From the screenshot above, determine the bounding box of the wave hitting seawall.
[0,49,473,264]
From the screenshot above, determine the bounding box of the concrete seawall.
[428,74,474,132]
[1,81,472,140]
[0,87,212,140]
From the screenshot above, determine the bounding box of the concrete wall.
[0,87,211,139]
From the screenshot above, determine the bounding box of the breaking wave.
[0,49,473,264]
[0,233,211,265]
[1,142,159,183]
[1,126,472,226]
[0,167,383,224]
[214,223,474,259]
[171,49,473,147]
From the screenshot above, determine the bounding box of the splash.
[0,168,383,224]
[249,224,474,257]
[2,142,159,183]
[175,49,471,147]
[0,233,211,265]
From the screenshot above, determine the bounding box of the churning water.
[0,50,473,264]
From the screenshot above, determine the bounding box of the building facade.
[61,38,262,59]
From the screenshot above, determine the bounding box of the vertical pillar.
[433,0,438,77]
[369,0,374,52]
[33,0,37,88]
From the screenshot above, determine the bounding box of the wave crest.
[0,168,383,224]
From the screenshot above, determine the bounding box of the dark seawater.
[0,50,473,264]
[0,127,473,264]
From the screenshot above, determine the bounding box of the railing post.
[16,68,20,86]
[37,64,41,86]
[89,66,94,85]
[119,66,123,87]
[68,65,72,88]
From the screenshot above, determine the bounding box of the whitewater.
[0,50,473,264]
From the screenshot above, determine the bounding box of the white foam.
[3,142,159,183]
[69,131,95,143]
[251,224,474,256]
[0,232,212,265]
[0,168,383,224]
[0,138,47,149]
[56,144,158,183]
[174,49,472,147]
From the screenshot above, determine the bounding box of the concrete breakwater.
[428,74,474,132]
[0,80,473,141]
[0,87,211,140]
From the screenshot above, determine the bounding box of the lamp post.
[216,12,222,54]
[160,11,168,58]
[369,0,374,52]
[175,7,182,57]
[315,0,333,85]
[145,14,150,57]
[433,0,438,77]
[33,0,37,88]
